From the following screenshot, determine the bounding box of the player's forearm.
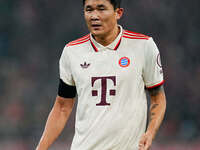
[146,90,166,139]
[36,97,74,150]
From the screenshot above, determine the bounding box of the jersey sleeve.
[59,46,75,86]
[143,38,164,88]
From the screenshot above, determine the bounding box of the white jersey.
[59,25,164,150]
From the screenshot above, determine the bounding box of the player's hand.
[138,132,153,150]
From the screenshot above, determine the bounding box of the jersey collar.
[90,25,123,52]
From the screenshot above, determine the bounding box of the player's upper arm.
[147,85,165,97]
[56,46,77,113]
[147,84,166,109]
[55,96,75,113]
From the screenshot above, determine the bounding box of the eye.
[86,8,92,12]
[98,6,106,11]
[99,7,105,11]
[85,6,93,12]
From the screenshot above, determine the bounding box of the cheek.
[84,13,90,20]
[102,12,116,25]
[84,15,90,25]
[104,15,116,27]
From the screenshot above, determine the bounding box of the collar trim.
[90,25,123,52]
[90,38,98,52]
[114,37,122,50]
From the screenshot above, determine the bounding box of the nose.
[90,10,100,20]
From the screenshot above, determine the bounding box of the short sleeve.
[59,47,75,86]
[143,38,164,88]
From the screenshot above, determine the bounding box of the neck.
[93,25,120,46]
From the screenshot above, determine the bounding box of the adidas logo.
[80,62,90,69]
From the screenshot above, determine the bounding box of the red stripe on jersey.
[66,34,90,46]
[67,38,90,46]
[124,30,149,37]
[124,32,150,40]
[124,32,147,37]
[146,80,165,89]
[69,34,90,44]
[68,37,90,45]
[122,35,149,40]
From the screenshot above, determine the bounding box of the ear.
[115,8,124,20]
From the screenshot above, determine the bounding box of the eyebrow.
[96,4,106,8]
[85,4,106,9]
[85,5,92,9]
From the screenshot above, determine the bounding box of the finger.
[139,142,145,150]
[139,138,145,150]
[139,134,146,144]
[138,146,143,150]
[144,140,151,150]
[138,143,144,150]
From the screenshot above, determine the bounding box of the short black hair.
[83,0,121,10]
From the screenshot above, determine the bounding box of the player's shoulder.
[66,34,90,47]
[123,29,151,40]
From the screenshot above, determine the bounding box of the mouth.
[91,24,102,29]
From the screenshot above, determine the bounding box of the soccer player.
[36,0,166,150]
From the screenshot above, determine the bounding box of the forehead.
[84,0,112,7]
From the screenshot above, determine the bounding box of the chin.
[91,30,105,37]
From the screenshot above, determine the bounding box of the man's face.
[84,0,122,37]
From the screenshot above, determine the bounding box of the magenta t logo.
[91,76,116,106]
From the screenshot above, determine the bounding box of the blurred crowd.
[0,0,199,149]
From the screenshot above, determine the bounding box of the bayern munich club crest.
[119,57,130,67]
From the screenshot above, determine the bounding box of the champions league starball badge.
[157,53,162,68]
[119,57,130,67]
